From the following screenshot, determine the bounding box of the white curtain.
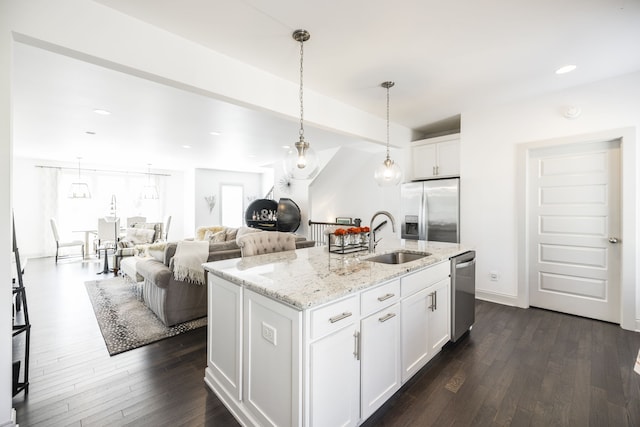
[39,166,59,256]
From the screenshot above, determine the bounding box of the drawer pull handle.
[378,313,396,323]
[329,312,352,323]
[377,293,395,302]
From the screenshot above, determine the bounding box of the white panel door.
[528,140,621,322]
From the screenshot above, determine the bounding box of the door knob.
[608,237,619,244]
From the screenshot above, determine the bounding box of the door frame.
[516,127,637,331]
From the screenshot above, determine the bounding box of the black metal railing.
[308,220,343,246]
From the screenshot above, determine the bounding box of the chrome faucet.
[369,211,396,253]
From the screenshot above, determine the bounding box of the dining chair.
[50,218,84,263]
[237,231,296,257]
[97,217,120,256]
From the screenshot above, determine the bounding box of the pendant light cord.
[386,85,390,160]
[299,37,305,139]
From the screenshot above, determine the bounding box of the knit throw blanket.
[172,240,209,285]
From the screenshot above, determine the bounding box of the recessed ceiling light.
[209,131,221,136]
[93,109,111,115]
[282,145,290,149]
[182,145,191,149]
[555,65,577,75]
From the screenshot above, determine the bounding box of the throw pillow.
[125,227,156,244]
[211,230,226,242]
[225,227,238,241]
[117,240,134,249]
[196,225,226,241]
[147,242,167,262]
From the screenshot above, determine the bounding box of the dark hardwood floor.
[13,256,640,426]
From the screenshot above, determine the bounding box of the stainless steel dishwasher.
[450,250,476,342]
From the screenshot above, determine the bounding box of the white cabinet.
[412,134,460,180]
[427,278,451,355]
[360,302,401,419]
[243,290,302,427]
[306,295,360,427]
[206,261,452,427]
[400,262,451,382]
[308,324,360,427]
[207,274,243,401]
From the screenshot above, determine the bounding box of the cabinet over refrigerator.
[400,178,460,243]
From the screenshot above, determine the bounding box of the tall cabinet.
[411,133,460,180]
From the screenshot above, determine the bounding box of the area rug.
[85,277,207,356]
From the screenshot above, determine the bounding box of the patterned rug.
[85,277,207,356]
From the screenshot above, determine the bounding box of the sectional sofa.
[128,226,315,326]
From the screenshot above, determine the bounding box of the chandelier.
[68,157,91,198]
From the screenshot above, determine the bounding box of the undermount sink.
[365,250,431,265]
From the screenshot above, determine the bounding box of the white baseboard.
[476,290,521,307]
[0,408,18,427]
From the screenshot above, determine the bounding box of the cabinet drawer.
[401,261,450,297]
[310,295,359,340]
[361,279,400,317]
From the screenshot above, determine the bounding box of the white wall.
[461,71,640,330]
[307,147,406,240]
[193,168,263,231]
[0,2,13,424]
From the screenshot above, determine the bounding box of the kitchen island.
[203,240,471,427]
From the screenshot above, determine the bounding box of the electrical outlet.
[261,322,277,345]
[489,271,499,281]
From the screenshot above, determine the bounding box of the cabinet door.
[361,303,401,420]
[412,143,438,179]
[308,325,360,427]
[208,274,243,401]
[244,290,301,427]
[400,287,430,383]
[428,279,451,355]
[435,139,460,177]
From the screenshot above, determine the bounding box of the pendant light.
[141,164,159,200]
[283,29,319,180]
[68,157,91,198]
[374,81,402,186]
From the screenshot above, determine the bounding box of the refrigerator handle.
[419,188,427,240]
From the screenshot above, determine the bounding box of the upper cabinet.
[411,134,460,180]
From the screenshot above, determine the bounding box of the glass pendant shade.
[284,137,319,180]
[68,182,91,198]
[374,157,402,186]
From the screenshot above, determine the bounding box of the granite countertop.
[203,239,472,310]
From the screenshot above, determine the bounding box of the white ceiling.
[12,0,640,172]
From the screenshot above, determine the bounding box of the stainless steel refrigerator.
[400,178,460,243]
